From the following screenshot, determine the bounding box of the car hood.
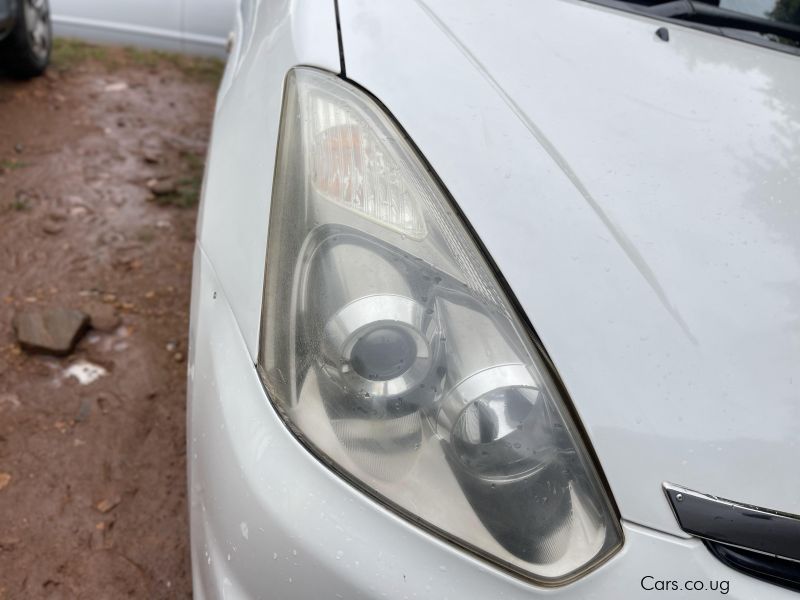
[339,0,800,536]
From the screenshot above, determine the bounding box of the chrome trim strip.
[663,483,800,563]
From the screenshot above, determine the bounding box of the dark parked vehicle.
[0,0,50,78]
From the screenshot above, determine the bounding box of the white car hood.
[339,0,800,536]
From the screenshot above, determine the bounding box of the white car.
[188,1,800,598]
[50,0,235,56]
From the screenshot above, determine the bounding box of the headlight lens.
[259,67,622,584]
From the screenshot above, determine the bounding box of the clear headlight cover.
[259,67,622,584]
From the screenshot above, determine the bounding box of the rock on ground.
[12,308,89,356]
[84,303,121,332]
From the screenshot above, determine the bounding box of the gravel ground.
[0,41,222,599]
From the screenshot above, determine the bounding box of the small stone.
[75,398,93,422]
[96,495,121,513]
[84,303,120,332]
[173,352,184,363]
[104,82,128,93]
[143,149,162,164]
[12,308,90,356]
[0,473,10,491]
[0,393,20,411]
[0,536,19,550]
[147,179,176,196]
[14,143,23,154]
[41,220,64,235]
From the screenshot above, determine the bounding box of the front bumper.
[188,244,794,599]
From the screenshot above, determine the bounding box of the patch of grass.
[122,46,163,70]
[51,39,225,84]
[10,197,31,211]
[123,46,225,83]
[155,177,201,208]
[136,227,156,243]
[183,151,205,174]
[51,39,110,70]
[169,54,225,84]
[0,159,27,172]
[154,151,205,208]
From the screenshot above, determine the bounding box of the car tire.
[0,0,51,79]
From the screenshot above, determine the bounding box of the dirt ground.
[0,42,222,598]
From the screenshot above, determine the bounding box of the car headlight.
[258,67,622,584]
